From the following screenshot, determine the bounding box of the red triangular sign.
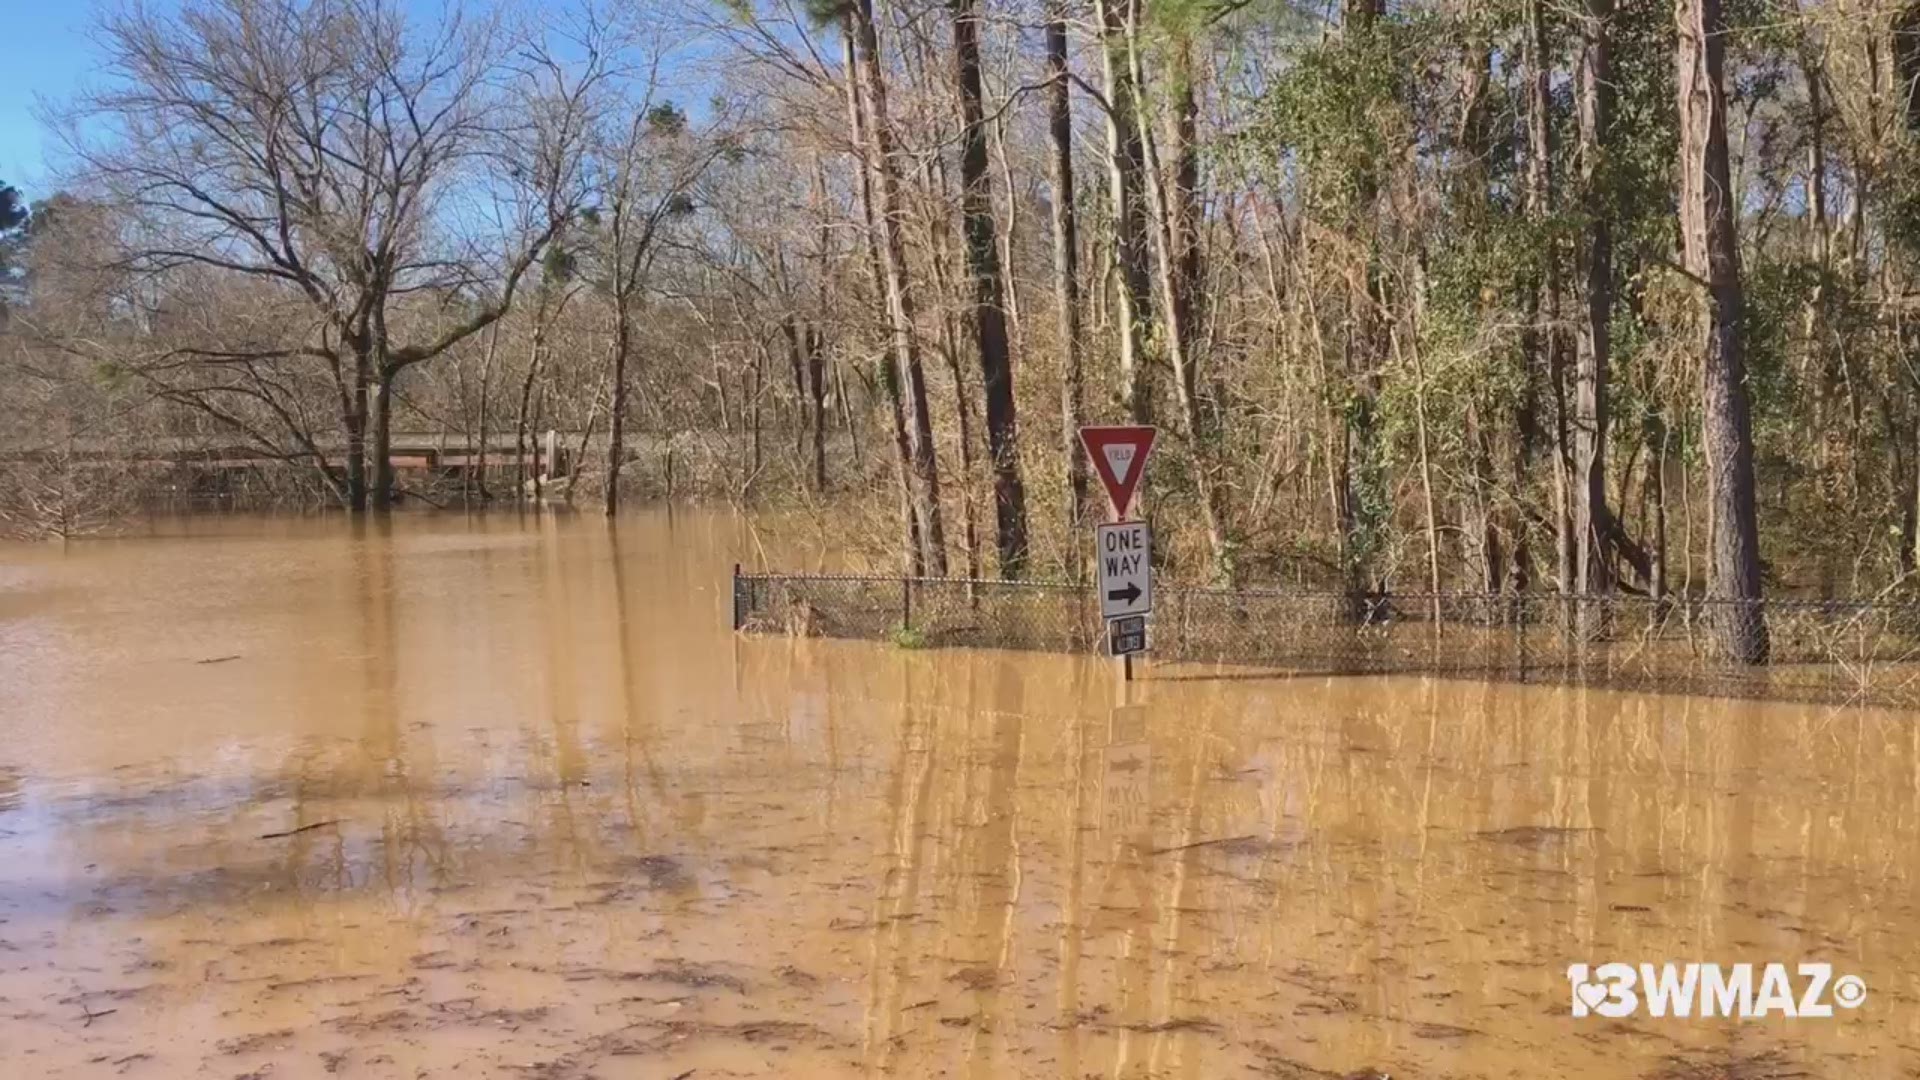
[1079,426,1157,520]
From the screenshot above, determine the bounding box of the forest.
[3,0,1920,635]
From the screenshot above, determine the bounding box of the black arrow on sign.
[1107,582,1142,605]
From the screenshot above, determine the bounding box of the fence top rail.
[735,571,1916,612]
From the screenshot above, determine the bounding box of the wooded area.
[5,0,1920,640]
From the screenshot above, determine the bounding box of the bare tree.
[1045,0,1089,568]
[1096,0,1155,425]
[950,0,1029,575]
[846,0,948,574]
[61,0,596,511]
[593,98,727,515]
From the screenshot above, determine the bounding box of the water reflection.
[0,511,1917,1076]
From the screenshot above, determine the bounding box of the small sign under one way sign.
[1096,521,1152,620]
[1108,614,1147,656]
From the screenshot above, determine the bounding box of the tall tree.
[1142,30,1233,578]
[1573,0,1618,602]
[838,17,925,572]
[1522,0,1559,595]
[1097,0,1156,424]
[950,0,1030,575]
[71,0,593,512]
[596,103,716,516]
[1677,0,1768,660]
[1045,0,1090,567]
[848,0,949,575]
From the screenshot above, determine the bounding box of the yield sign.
[1079,426,1157,520]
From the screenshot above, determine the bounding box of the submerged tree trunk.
[606,305,633,516]
[952,0,1030,577]
[1046,3,1090,574]
[370,365,395,510]
[515,293,558,506]
[1678,0,1768,661]
[474,322,499,502]
[345,360,370,513]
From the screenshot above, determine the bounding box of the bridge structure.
[0,430,577,496]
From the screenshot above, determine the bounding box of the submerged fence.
[732,570,1920,708]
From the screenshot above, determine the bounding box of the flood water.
[1,510,1917,1078]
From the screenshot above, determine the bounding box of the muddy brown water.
[1,511,1917,1078]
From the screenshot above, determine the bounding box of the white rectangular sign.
[1096,521,1152,620]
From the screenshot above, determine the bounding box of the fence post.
[901,576,914,633]
[731,563,745,631]
[1516,592,1529,681]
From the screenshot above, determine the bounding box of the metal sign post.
[1081,426,1158,684]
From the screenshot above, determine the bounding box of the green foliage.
[1249,18,1417,219]
[0,180,27,286]
[797,0,850,29]
[542,240,577,286]
[91,359,133,392]
[1741,259,1812,427]
[1881,148,1920,256]
[647,103,688,137]
[888,625,927,649]
[0,182,25,235]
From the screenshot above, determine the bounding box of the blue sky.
[2,0,477,200]
[0,4,101,193]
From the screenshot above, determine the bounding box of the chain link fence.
[732,570,1920,708]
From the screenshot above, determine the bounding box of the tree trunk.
[1141,33,1232,579]
[370,362,395,512]
[1046,2,1090,575]
[952,0,1030,577]
[808,326,828,492]
[925,154,979,581]
[1678,0,1768,661]
[991,118,1026,363]
[605,305,632,516]
[1518,0,1557,594]
[1466,403,1502,591]
[1572,0,1617,610]
[345,360,369,513]
[849,0,946,575]
[809,164,833,494]
[843,23,921,572]
[1651,418,1670,600]
[1096,0,1155,424]
[474,321,499,502]
[1454,26,1499,592]
[515,307,549,504]
[784,315,808,462]
[1339,0,1387,613]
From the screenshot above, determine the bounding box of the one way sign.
[1096,521,1152,620]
